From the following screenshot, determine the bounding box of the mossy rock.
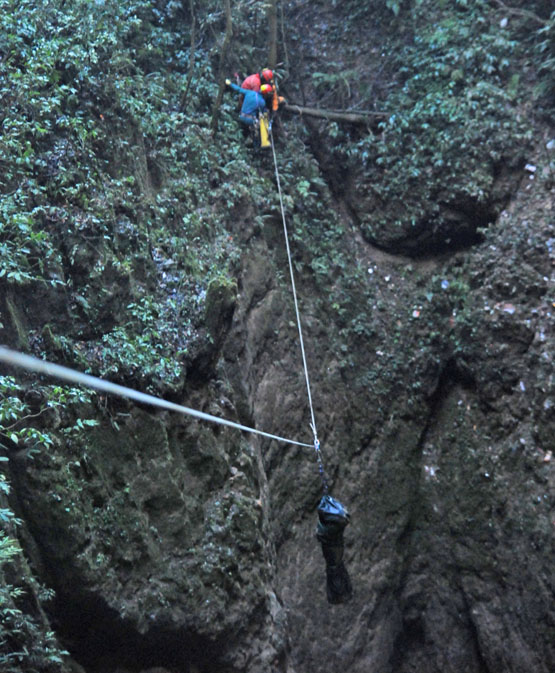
[204,276,238,344]
[5,292,29,350]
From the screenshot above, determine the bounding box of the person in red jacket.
[241,68,274,92]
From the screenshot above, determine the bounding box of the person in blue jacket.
[226,79,273,129]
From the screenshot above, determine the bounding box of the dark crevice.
[357,222,486,261]
[460,587,493,673]
[50,590,226,673]
[7,458,228,673]
[400,356,474,525]
[427,357,477,409]
[356,199,493,258]
[389,614,426,670]
[301,116,358,215]
[389,357,479,672]
[375,221,487,258]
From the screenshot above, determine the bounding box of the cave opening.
[49,590,225,673]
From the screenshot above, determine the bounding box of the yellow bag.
[259,111,270,148]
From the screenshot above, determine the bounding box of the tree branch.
[179,0,197,112]
[491,0,548,26]
[283,103,387,125]
[210,0,233,136]
[267,0,278,69]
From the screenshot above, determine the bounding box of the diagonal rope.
[0,347,313,448]
[270,129,318,445]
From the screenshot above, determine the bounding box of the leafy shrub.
[0,470,68,671]
[335,0,535,249]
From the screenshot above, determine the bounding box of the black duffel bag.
[316,495,353,604]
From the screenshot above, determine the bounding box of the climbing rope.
[269,118,351,602]
[269,130,318,442]
[269,127,328,490]
[0,347,313,449]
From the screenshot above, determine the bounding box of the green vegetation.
[0,374,100,669]
[0,470,68,671]
[359,1,534,235]
[0,0,268,391]
[300,1,553,249]
[0,376,99,457]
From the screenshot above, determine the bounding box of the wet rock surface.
[221,136,554,672]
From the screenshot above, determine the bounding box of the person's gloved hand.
[225,78,231,86]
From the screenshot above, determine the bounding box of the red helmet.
[260,84,273,95]
[261,68,274,83]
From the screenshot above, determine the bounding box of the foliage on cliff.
[284,0,553,252]
[1,0,264,389]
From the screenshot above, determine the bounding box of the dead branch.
[283,103,387,125]
[491,0,548,26]
[179,0,197,112]
[267,0,278,69]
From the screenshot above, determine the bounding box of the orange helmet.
[261,68,274,83]
[260,84,273,95]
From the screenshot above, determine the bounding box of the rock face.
[4,150,554,673]
[4,141,554,672]
[9,397,289,672]
[1,2,554,672]
[221,148,555,673]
